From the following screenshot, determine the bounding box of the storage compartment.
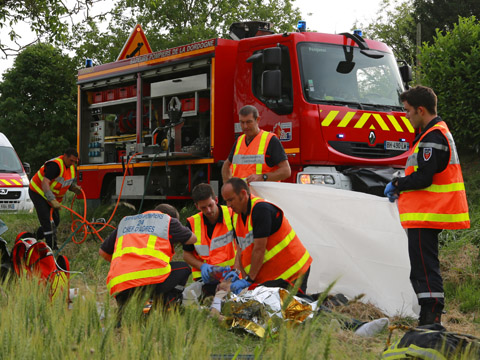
[116,175,145,196]
[104,89,117,101]
[93,92,103,103]
[118,87,129,99]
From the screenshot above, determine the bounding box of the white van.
[0,133,33,212]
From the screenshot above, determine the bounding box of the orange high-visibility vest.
[231,130,279,179]
[398,121,470,229]
[107,211,174,296]
[233,197,312,284]
[29,156,76,202]
[186,205,236,281]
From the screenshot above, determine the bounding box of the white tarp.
[250,182,418,318]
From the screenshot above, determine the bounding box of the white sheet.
[250,182,418,318]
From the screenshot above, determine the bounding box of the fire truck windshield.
[298,42,404,110]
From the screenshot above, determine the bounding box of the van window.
[0,146,24,173]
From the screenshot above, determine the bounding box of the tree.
[358,0,417,66]
[71,0,301,67]
[0,43,77,171]
[413,0,480,44]
[418,16,480,151]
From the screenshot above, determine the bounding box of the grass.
[0,152,479,358]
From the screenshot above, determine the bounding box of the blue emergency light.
[297,20,306,32]
[353,29,363,37]
[85,58,93,68]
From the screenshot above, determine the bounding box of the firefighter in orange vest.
[28,148,81,249]
[221,105,291,184]
[384,86,469,326]
[99,203,196,316]
[183,183,237,296]
[221,177,312,295]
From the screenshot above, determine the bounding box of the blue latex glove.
[200,263,214,283]
[223,269,240,283]
[230,278,251,294]
[384,181,398,203]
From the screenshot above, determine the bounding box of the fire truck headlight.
[299,174,335,185]
[311,174,335,185]
[299,174,311,184]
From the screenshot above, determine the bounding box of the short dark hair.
[239,105,259,120]
[400,86,437,115]
[223,177,250,197]
[64,148,79,157]
[192,183,215,203]
[154,203,179,219]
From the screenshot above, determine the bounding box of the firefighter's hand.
[70,185,82,195]
[230,278,251,295]
[223,269,240,283]
[245,174,262,184]
[50,200,62,210]
[384,182,398,203]
[200,263,214,284]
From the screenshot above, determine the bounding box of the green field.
[0,154,479,359]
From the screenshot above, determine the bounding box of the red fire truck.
[76,21,414,206]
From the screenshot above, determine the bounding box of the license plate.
[385,141,409,151]
[0,203,16,210]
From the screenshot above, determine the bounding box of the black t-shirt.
[228,133,287,168]
[182,204,224,252]
[44,162,61,181]
[240,201,283,238]
[101,217,192,255]
[397,117,450,191]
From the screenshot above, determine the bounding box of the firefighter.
[384,86,470,326]
[221,105,291,184]
[29,148,81,249]
[182,183,236,296]
[99,204,196,318]
[221,177,312,295]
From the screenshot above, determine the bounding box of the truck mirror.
[262,70,282,98]
[22,162,31,175]
[399,63,412,84]
[263,47,282,66]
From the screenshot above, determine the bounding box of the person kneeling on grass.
[99,203,196,324]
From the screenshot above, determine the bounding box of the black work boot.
[419,307,442,326]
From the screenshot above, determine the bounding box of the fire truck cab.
[76,21,413,206]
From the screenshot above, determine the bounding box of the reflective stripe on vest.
[187,205,236,281]
[382,342,447,359]
[107,211,173,295]
[231,130,278,179]
[233,197,312,284]
[398,121,470,230]
[29,156,76,201]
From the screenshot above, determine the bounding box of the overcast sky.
[0,0,383,78]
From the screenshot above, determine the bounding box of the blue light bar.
[85,58,93,68]
[353,29,363,37]
[297,20,306,32]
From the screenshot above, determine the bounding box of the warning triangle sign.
[117,24,153,61]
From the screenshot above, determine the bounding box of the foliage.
[358,0,417,66]
[418,16,480,151]
[0,0,107,58]
[0,43,77,172]
[413,0,480,45]
[71,0,301,67]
